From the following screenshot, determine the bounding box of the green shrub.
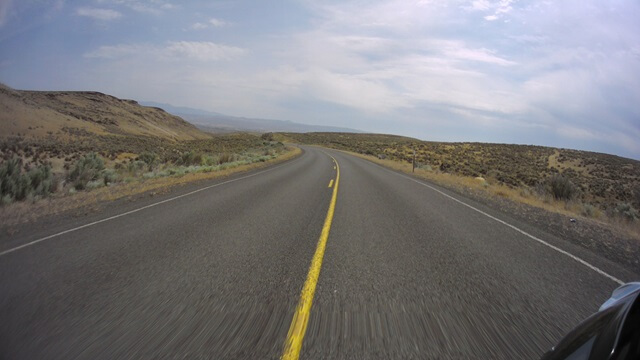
[0,156,55,203]
[193,153,203,165]
[86,180,104,190]
[141,169,170,178]
[219,153,233,164]
[27,165,51,193]
[102,169,117,185]
[1,194,12,205]
[126,160,146,174]
[546,174,578,200]
[182,152,194,165]
[168,168,186,176]
[581,203,596,217]
[201,154,217,166]
[177,151,204,166]
[0,157,22,199]
[519,188,532,198]
[69,153,104,190]
[138,152,157,170]
[263,149,274,156]
[615,203,638,222]
[634,186,640,209]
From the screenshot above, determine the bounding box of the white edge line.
[0,155,302,257]
[343,152,624,286]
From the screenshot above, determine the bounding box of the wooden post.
[412,147,416,172]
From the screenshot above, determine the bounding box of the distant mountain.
[0,85,209,141]
[140,101,363,134]
[184,114,364,134]
[139,101,224,117]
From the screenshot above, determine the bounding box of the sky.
[1,0,639,159]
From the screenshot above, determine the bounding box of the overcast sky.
[1,0,639,159]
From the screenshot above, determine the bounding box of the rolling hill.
[0,84,209,141]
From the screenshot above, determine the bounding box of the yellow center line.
[328,179,334,188]
[282,154,340,360]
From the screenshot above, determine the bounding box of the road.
[0,146,637,359]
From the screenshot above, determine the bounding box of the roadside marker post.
[412,148,416,173]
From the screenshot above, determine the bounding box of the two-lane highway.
[1,146,637,359]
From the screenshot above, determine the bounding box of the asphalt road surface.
[1,146,637,359]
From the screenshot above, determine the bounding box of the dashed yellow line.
[282,154,340,360]
[328,179,334,188]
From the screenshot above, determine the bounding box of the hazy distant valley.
[140,101,363,134]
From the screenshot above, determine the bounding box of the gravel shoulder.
[451,184,640,275]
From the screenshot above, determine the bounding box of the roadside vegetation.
[0,132,291,207]
[278,132,640,235]
[0,157,58,205]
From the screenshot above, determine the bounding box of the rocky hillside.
[0,84,209,141]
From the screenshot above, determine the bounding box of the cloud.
[85,41,245,61]
[263,25,518,115]
[165,41,244,61]
[313,0,455,32]
[191,22,207,30]
[442,43,516,66]
[468,0,491,11]
[190,18,229,30]
[84,43,153,59]
[209,18,227,27]
[464,0,514,21]
[76,7,122,21]
[247,0,637,157]
[272,68,410,113]
[0,0,11,26]
[556,125,597,140]
[101,0,175,15]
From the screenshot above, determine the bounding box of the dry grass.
[349,150,570,214]
[0,146,301,227]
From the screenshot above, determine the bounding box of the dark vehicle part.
[541,282,640,360]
